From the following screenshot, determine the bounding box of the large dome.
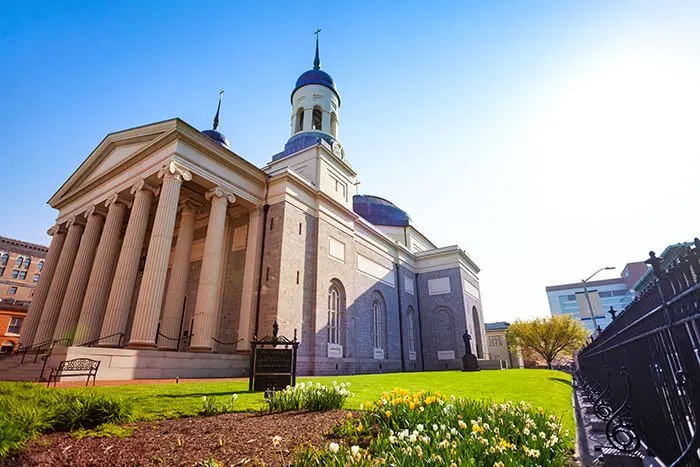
[291,69,340,103]
[353,195,411,227]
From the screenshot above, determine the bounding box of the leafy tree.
[505,315,588,369]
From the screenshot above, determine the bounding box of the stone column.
[189,187,236,352]
[74,196,128,345]
[33,218,85,344]
[237,207,263,351]
[99,181,156,347]
[19,225,67,347]
[157,200,198,350]
[128,162,191,349]
[52,207,105,342]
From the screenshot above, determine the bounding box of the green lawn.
[61,369,573,433]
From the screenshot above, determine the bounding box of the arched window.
[407,306,416,356]
[295,108,304,133]
[37,260,44,272]
[330,112,338,138]
[328,285,341,345]
[372,293,386,356]
[15,256,23,268]
[23,257,31,269]
[472,306,483,358]
[0,253,7,265]
[312,106,323,131]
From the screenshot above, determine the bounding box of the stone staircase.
[0,351,50,382]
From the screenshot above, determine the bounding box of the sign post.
[248,321,299,392]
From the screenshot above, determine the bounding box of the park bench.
[46,358,100,387]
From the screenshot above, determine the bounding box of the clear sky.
[2,1,699,323]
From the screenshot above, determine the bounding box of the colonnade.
[21,160,246,353]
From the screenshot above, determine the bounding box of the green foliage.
[71,423,135,439]
[196,456,222,467]
[266,381,352,412]
[506,315,589,368]
[199,394,238,416]
[294,390,572,466]
[0,383,132,457]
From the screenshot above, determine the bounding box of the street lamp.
[582,266,616,336]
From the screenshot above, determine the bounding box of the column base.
[188,345,213,353]
[127,341,157,350]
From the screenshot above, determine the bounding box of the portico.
[21,119,267,377]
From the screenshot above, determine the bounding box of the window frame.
[328,285,341,345]
[373,300,384,351]
[7,317,22,335]
[8,286,18,295]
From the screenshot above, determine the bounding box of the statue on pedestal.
[461,329,479,372]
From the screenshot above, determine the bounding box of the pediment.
[49,120,179,208]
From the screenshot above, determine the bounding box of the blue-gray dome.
[353,195,411,227]
[291,69,340,104]
[201,129,229,148]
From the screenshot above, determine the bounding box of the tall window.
[373,299,384,351]
[7,317,22,334]
[407,307,416,354]
[0,267,4,276]
[23,257,31,269]
[295,108,304,133]
[18,271,26,280]
[37,260,44,272]
[8,286,17,295]
[330,112,338,138]
[0,253,8,265]
[328,285,341,345]
[15,256,23,268]
[11,270,19,279]
[312,106,323,131]
[33,274,40,283]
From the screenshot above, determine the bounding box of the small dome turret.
[201,91,229,148]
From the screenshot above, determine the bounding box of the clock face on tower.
[332,141,343,159]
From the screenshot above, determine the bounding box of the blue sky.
[2,1,699,322]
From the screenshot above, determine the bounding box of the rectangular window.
[33,274,40,282]
[0,267,4,276]
[598,291,613,298]
[489,336,502,347]
[11,270,19,279]
[8,286,17,295]
[612,290,628,296]
[567,295,576,301]
[7,317,22,335]
[18,271,26,280]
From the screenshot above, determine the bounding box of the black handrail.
[80,333,125,348]
[211,336,244,346]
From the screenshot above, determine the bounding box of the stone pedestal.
[462,354,479,371]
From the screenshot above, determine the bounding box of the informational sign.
[249,322,299,392]
[437,350,456,360]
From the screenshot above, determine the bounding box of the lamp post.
[582,266,616,336]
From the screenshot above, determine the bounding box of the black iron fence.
[577,240,700,466]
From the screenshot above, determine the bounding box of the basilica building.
[20,39,488,379]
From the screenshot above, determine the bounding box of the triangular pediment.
[49,119,180,208]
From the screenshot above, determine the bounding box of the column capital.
[205,187,236,204]
[130,179,159,197]
[65,215,86,229]
[47,224,65,236]
[158,161,192,182]
[83,204,107,219]
[179,198,203,214]
[105,193,131,209]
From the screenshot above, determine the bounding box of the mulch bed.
[1,410,350,466]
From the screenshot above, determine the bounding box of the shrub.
[0,385,132,457]
[266,382,352,413]
[294,389,572,466]
[200,394,238,416]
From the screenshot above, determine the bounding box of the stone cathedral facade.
[20,41,488,379]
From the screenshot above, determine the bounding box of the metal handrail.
[211,336,244,346]
[80,333,125,348]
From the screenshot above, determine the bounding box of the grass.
[59,369,574,433]
[0,369,573,456]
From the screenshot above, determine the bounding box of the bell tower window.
[295,108,304,133]
[312,106,323,131]
[330,112,338,138]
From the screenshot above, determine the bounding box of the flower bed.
[266,381,352,412]
[294,389,571,466]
